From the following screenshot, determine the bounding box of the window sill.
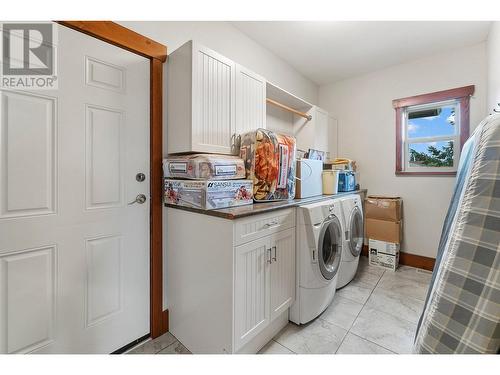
[395,171,457,176]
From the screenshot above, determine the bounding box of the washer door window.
[318,216,342,280]
[349,207,364,257]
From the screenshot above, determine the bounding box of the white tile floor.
[127,257,432,355]
[264,257,432,354]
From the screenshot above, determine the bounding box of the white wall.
[487,22,500,112]
[319,43,487,258]
[119,21,318,104]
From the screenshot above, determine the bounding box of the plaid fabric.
[414,115,500,354]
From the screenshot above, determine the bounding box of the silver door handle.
[267,248,272,264]
[264,220,279,228]
[128,194,147,205]
[272,246,277,262]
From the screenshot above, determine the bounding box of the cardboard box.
[365,196,402,221]
[164,179,253,210]
[296,159,323,198]
[368,239,400,271]
[365,218,402,243]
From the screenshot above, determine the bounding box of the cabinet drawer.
[234,208,295,246]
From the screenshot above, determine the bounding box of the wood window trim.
[393,85,475,176]
[57,21,168,338]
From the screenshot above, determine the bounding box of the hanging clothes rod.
[266,98,312,121]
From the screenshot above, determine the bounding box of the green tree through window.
[409,141,454,167]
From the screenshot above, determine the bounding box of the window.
[393,85,474,176]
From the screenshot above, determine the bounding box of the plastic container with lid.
[322,170,340,195]
[163,154,246,180]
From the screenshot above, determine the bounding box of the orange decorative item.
[239,128,297,201]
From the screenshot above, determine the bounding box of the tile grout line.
[349,269,423,354]
[154,333,179,354]
[335,284,373,305]
[335,266,386,353]
[272,325,298,354]
[156,340,179,354]
[367,267,430,325]
[347,331,397,354]
[271,339,297,354]
[336,270,384,354]
[334,328,350,354]
[345,268,385,337]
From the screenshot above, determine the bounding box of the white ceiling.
[232,21,491,86]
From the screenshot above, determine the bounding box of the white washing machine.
[290,199,344,324]
[337,194,364,289]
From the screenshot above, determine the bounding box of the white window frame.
[401,99,461,173]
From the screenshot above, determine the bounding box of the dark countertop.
[164,189,367,220]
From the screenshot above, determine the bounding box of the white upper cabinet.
[234,65,266,153]
[294,105,330,153]
[314,107,329,152]
[167,41,236,154]
[328,116,339,159]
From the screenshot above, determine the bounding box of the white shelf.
[266,81,313,112]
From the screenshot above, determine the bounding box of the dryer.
[337,194,364,289]
[290,199,343,324]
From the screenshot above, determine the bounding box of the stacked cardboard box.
[365,196,403,271]
[163,154,253,210]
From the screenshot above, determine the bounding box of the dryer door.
[318,215,342,280]
[349,207,364,257]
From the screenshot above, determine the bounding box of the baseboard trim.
[160,309,169,335]
[362,245,435,271]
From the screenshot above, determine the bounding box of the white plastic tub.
[322,170,340,195]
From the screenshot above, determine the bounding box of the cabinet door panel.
[234,65,266,153]
[294,106,329,153]
[328,116,339,159]
[315,108,329,151]
[234,236,270,351]
[192,44,235,154]
[270,228,296,321]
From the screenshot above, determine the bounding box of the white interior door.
[0,23,150,353]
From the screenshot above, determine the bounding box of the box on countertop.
[365,195,402,221]
[163,154,246,180]
[368,239,400,271]
[164,179,253,210]
[365,218,402,243]
[296,159,323,198]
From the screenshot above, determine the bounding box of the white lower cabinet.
[270,229,296,321]
[233,228,295,351]
[234,236,271,349]
[167,207,295,353]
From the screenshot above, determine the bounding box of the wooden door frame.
[57,21,168,338]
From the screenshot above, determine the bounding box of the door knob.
[128,194,147,205]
